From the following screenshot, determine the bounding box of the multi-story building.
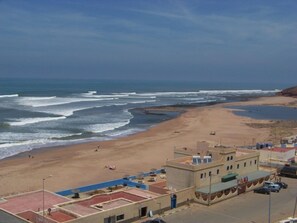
[166,146,271,205]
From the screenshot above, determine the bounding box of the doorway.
[140,206,147,217]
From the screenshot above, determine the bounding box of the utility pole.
[293,195,297,219]
[208,174,212,206]
[42,175,52,223]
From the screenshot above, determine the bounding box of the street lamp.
[268,189,271,223]
[42,175,52,222]
[293,195,297,219]
[268,147,272,223]
[208,173,217,206]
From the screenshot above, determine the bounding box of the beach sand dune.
[0,96,296,197]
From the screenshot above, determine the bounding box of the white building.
[259,147,296,164]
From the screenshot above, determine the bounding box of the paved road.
[163,177,297,223]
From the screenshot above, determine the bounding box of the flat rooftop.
[262,147,296,152]
[0,190,70,214]
[59,189,159,217]
[0,172,165,222]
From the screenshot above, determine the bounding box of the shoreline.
[2,105,189,161]
[0,96,296,197]
[1,103,211,161]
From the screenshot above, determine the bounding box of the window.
[250,160,252,166]
[227,166,229,171]
[209,171,212,176]
[200,173,203,179]
[116,214,125,221]
[230,156,233,160]
[227,156,230,161]
[217,169,220,174]
[230,165,233,170]
[244,162,246,167]
[237,164,239,169]
[254,160,257,164]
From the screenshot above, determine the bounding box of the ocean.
[0,78,282,159]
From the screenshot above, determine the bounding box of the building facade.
[166,147,270,205]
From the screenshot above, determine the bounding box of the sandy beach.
[0,96,296,197]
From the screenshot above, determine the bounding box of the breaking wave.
[7,116,66,126]
[0,94,19,98]
[86,120,130,133]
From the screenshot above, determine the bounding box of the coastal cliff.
[277,86,297,97]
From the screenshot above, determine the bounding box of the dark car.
[142,218,166,223]
[279,165,297,178]
[275,182,288,189]
[254,186,271,194]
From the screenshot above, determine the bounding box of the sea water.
[0,78,281,159]
[230,105,297,121]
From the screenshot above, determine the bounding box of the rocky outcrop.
[277,86,297,97]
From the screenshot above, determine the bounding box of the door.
[171,194,177,209]
[140,207,147,217]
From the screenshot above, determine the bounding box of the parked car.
[254,186,271,194]
[264,181,278,187]
[275,182,288,189]
[267,185,280,192]
[264,181,281,191]
[142,218,166,223]
[279,165,297,178]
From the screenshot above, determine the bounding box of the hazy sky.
[0,0,296,83]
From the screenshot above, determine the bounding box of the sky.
[0,0,296,83]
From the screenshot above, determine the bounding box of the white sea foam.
[0,142,36,159]
[107,128,143,137]
[7,116,66,126]
[197,89,281,95]
[84,90,97,96]
[80,90,136,98]
[0,131,72,142]
[24,96,57,100]
[184,97,206,101]
[87,120,130,133]
[0,138,62,159]
[120,92,137,95]
[189,99,218,104]
[112,92,136,96]
[112,103,129,106]
[37,104,106,116]
[0,94,19,98]
[130,100,156,104]
[83,93,128,98]
[0,128,116,159]
[136,90,280,97]
[17,96,105,108]
[137,92,200,97]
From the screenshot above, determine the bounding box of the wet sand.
[0,96,296,197]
